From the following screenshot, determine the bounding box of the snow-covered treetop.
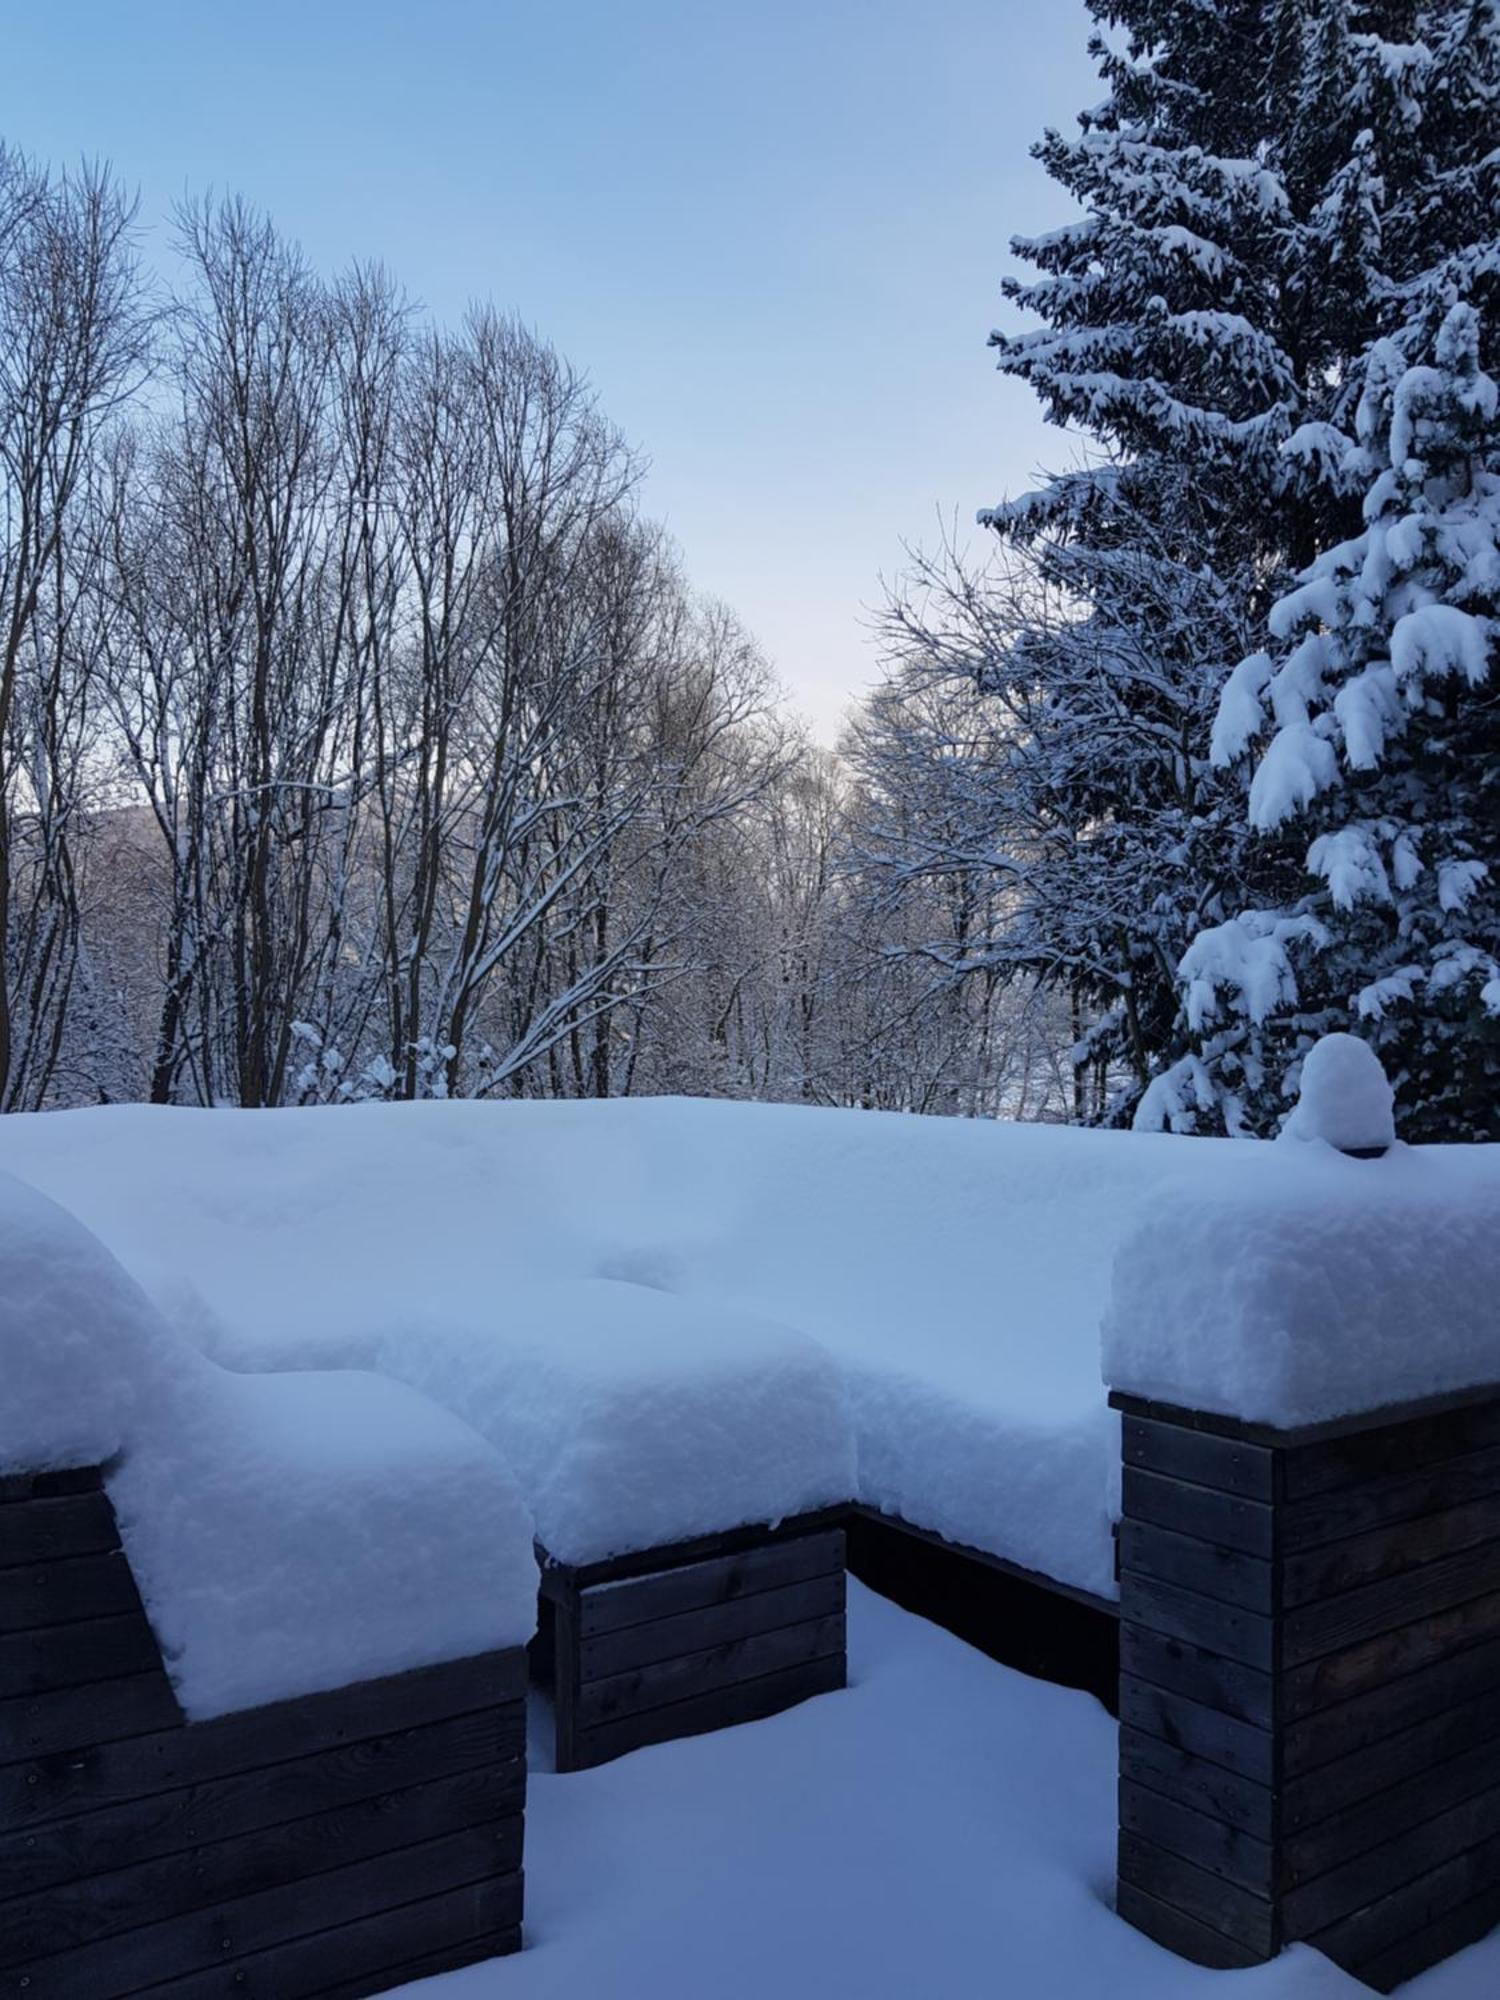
[1279,1032,1396,1154]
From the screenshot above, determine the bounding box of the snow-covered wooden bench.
[378,1278,857,1770]
[0,1171,539,1999]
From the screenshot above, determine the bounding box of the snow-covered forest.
[3,1,1497,1140]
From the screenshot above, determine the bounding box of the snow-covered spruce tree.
[1148,304,1500,1140]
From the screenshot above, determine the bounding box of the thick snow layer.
[0,1168,537,1717]
[408,1580,1487,2000]
[0,1098,1284,1600]
[1104,1141,1500,1427]
[1279,1032,1396,1153]
[373,1279,855,1566]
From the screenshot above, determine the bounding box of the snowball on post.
[1279,1031,1396,1158]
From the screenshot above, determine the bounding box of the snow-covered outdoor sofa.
[0,1172,537,1999]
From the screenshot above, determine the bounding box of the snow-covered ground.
[404,1581,1496,2000]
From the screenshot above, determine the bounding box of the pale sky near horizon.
[5,1,1098,742]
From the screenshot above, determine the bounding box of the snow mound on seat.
[375,1278,855,1566]
[1103,1142,1500,1427]
[0,1169,536,1717]
[0,1169,167,1471]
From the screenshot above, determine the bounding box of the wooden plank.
[0,1775,521,1965]
[1122,1417,1275,1501]
[1286,1730,1500,1887]
[1283,1587,1500,1722]
[0,1552,143,1636]
[1284,1491,1500,1604]
[13,1821,517,1998]
[1284,1780,1500,1940]
[571,1652,844,1770]
[0,1702,525,1902]
[1121,1468,1275,1559]
[1118,1678,1275,1789]
[1118,1570,1275,1672]
[0,1612,161,1698]
[1117,1832,1277,1956]
[307,1917,522,2000]
[1282,1399,1500,1503]
[1115,1880,1270,1970]
[1284,1682,1500,1828]
[1308,1827,1500,1973]
[551,1507,849,1592]
[575,1529,846,1637]
[578,1613,844,1728]
[1284,1632,1500,1779]
[1355,1877,1500,1994]
[0,1495,118,1570]
[108,1880,523,2000]
[1282,1442,1500,1555]
[0,1469,102,1506]
[1283,1540,1500,1668]
[1119,1622,1274,1729]
[1118,1520,1274,1614]
[1119,1726,1274,1842]
[0,1648,524,1828]
[1119,1779,1274,1896]
[580,1573,844,1680]
[549,1590,582,1775]
[0,1670,180,1763]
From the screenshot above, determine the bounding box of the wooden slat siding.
[1120,1468,1275,1559]
[551,1519,848,1771]
[11,1820,517,1998]
[0,1551,143,1636]
[1118,1780,1274,1897]
[1283,1685,1500,1831]
[1284,1490,1500,1603]
[1284,1781,1500,1939]
[544,1505,850,1593]
[1308,1828,1500,1977]
[1282,1586,1500,1721]
[1283,1540,1500,1668]
[1117,1520,1274,1613]
[135,1890,522,2000]
[1357,1879,1500,1995]
[1,1648,525,1829]
[1117,1678,1275,1789]
[1122,1416,1276,1501]
[1116,1571,1275,1672]
[0,1671,182,1763]
[569,1653,845,1771]
[1282,1442,1500,1555]
[0,1468,103,1505]
[576,1529,845,1637]
[1281,1399,1500,1502]
[0,1611,163,1697]
[1286,1734,1500,1886]
[1117,1833,1277,1957]
[578,1613,844,1730]
[1116,1387,1500,1986]
[1119,1726,1275,1842]
[1114,1882,1268,1972]
[579,1573,843,1680]
[0,1705,524,1903]
[1119,1622,1274,1730]
[0,1494,120,1569]
[0,1772,521,1964]
[1282,1633,1500,1781]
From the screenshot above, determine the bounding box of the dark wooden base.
[0,1466,527,1999]
[1113,1387,1500,1991]
[536,1511,847,1771]
[844,1505,1120,1713]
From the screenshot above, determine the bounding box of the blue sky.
[6,1,1097,739]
